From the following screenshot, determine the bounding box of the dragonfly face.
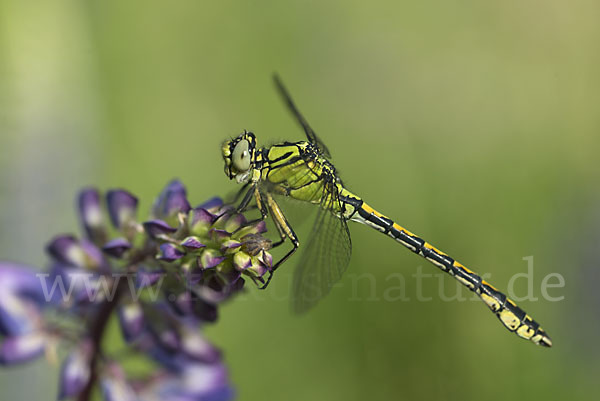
[222,130,258,184]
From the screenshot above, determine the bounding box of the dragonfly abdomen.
[346,198,552,347]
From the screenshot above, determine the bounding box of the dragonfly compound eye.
[232,139,251,172]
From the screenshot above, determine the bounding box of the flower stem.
[77,278,126,401]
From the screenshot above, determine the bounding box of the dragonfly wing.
[273,74,332,158]
[291,193,352,314]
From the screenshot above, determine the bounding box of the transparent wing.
[273,74,332,158]
[291,188,352,314]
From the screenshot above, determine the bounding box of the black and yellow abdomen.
[340,195,552,347]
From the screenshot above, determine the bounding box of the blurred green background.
[1,0,599,400]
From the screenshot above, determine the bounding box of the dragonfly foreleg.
[227,181,251,205]
[235,183,257,213]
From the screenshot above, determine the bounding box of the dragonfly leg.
[216,188,258,225]
[235,184,256,213]
[259,194,300,290]
[226,182,251,205]
[260,242,298,289]
[270,208,290,248]
[234,187,270,234]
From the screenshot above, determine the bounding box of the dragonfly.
[221,75,552,347]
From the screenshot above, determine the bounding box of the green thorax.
[258,141,361,215]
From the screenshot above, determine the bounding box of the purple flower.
[179,328,221,363]
[118,302,145,342]
[106,190,138,230]
[0,262,50,363]
[102,238,132,258]
[78,188,107,244]
[46,235,81,266]
[46,236,106,270]
[135,267,165,290]
[153,179,191,221]
[197,197,223,211]
[0,332,47,365]
[139,363,234,401]
[180,236,206,250]
[143,219,178,239]
[1,181,273,400]
[101,362,138,401]
[0,262,49,306]
[0,294,39,337]
[158,244,185,262]
[188,208,216,237]
[58,339,93,399]
[199,249,225,269]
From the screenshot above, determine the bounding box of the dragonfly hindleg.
[259,194,299,290]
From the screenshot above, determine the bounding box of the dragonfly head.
[222,130,257,184]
